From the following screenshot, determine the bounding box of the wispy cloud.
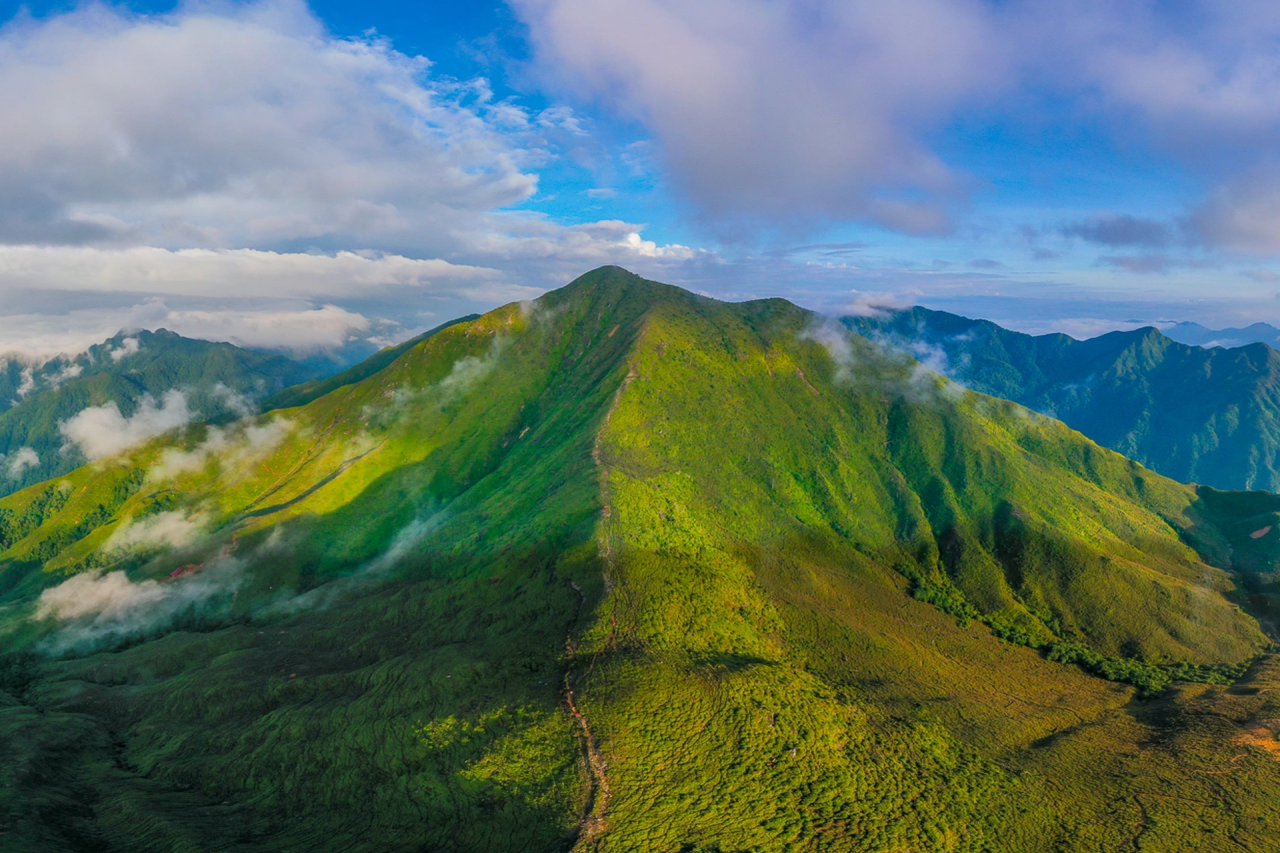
[59,390,193,460]
[5,446,38,478]
[1062,213,1173,249]
[149,416,294,481]
[34,555,246,654]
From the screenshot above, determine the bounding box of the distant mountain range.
[0,330,328,497]
[2,268,1280,850]
[846,307,1280,492]
[1164,320,1280,350]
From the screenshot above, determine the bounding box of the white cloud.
[36,569,171,623]
[0,0,719,357]
[59,389,193,460]
[0,245,497,298]
[149,416,294,481]
[0,298,376,362]
[5,446,38,478]
[108,337,139,361]
[842,290,919,318]
[0,0,538,249]
[512,0,1004,232]
[104,510,205,553]
[0,239,702,360]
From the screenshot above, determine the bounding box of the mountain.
[1165,320,1280,350]
[259,315,480,412]
[0,330,335,497]
[846,306,1280,493]
[2,267,1280,851]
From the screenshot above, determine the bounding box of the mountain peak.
[2,272,1279,850]
[552,264,690,307]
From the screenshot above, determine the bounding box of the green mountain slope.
[0,330,325,497]
[259,314,479,412]
[2,267,1280,851]
[846,306,1280,492]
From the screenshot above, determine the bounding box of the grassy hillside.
[259,315,479,412]
[846,306,1280,492]
[0,330,324,497]
[1,268,1279,851]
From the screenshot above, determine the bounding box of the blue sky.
[2,0,1280,357]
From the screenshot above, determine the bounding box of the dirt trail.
[565,668,611,850]
[564,578,612,850]
[561,359,642,849]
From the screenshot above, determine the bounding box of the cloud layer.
[7,0,1280,354]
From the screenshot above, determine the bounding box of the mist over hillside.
[0,268,1278,851]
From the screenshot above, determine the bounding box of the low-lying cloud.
[34,556,246,654]
[149,416,294,481]
[59,389,193,460]
[108,337,140,362]
[267,512,445,614]
[105,510,205,554]
[805,316,964,404]
[5,446,38,478]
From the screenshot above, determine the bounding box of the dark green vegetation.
[0,330,328,496]
[847,306,1280,492]
[3,268,1280,850]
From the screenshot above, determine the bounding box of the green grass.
[2,267,1280,851]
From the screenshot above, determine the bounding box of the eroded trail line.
[565,580,611,849]
[565,671,610,850]
[563,360,638,849]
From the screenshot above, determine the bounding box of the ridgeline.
[1,267,1279,851]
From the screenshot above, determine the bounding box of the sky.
[5,0,1280,358]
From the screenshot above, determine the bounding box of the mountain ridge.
[1,267,1280,850]
[845,305,1280,492]
[1165,320,1280,350]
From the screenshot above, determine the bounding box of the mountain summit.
[2,267,1280,851]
